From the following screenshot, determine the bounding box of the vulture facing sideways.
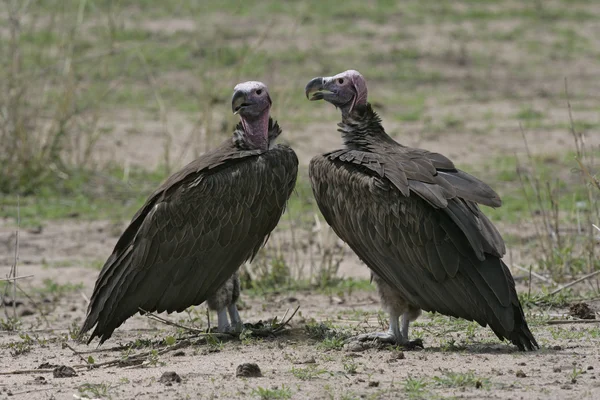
[80,82,298,343]
[305,70,538,351]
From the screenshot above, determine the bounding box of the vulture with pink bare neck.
[305,70,538,351]
[80,82,298,343]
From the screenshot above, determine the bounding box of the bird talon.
[401,338,424,350]
[355,332,397,344]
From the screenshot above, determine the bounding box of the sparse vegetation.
[1,0,600,399]
[290,365,329,381]
[250,385,292,400]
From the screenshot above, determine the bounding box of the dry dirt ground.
[3,1,600,399]
[1,220,600,400]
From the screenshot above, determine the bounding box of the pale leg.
[216,308,230,332]
[227,303,243,332]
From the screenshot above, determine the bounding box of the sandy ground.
[1,218,600,400]
[3,1,600,399]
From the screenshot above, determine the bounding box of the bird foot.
[354,332,424,350]
[217,323,243,334]
[401,338,424,350]
[355,331,398,345]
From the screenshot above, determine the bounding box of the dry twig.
[547,319,598,325]
[545,269,600,297]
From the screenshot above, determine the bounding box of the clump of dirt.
[53,365,77,378]
[159,371,181,385]
[569,302,596,320]
[236,363,262,378]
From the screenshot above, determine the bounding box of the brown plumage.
[80,82,298,343]
[305,70,537,351]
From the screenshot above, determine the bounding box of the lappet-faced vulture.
[305,70,538,351]
[80,82,298,343]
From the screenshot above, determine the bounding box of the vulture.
[305,70,538,351]
[80,82,298,343]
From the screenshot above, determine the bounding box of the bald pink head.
[231,81,272,150]
[305,69,368,117]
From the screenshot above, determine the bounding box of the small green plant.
[318,336,346,351]
[78,382,113,399]
[250,385,292,400]
[432,370,489,389]
[291,365,328,380]
[305,321,350,351]
[0,317,21,331]
[439,338,465,352]
[570,367,584,383]
[404,376,428,399]
[147,349,164,366]
[8,333,35,356]
[343,360,358,375]
[69,320,83,340]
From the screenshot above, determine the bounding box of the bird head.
[231,81,272,119]
[305,70,368,116]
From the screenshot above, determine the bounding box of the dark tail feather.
[79,249,135,344]
[509,303,539,351]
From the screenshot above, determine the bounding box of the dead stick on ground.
[547,319,599,325]
[593,224,600,233]
[0,369,56,375]
[512,264,555,285]
[140,308,204,334]
[63,342,92,367]
[545,269,600,297]
[0,275,33,282]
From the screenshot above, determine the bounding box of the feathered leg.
[207,273,242,333]
[356,274,423,348]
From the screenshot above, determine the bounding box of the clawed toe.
[355,332,397,344]
[352,333,424,350]
[402,338,424,350]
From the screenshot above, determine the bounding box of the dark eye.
[338,78,344,84]
[256,89,263,95]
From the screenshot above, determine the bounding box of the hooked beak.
[231,90,251,114]
[305,77,327,101]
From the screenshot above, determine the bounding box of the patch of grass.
[516,106,544,121]
[37,278,84,297]
[304,321,351,351]
[343,360,359,375]
[404,376,429,399]
[7,333,35,356]
[0,317,22,331]
[432,370,490,389]
[78,383,114,400]
[549,326,600,340]
[251,385,292,400]
[0,165,167,227]
[290,365,328,381]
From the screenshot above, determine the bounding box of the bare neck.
[240,111,270,150]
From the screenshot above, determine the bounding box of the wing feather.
[81,143,298,343]
[309,154,536,349]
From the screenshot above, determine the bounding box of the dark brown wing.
[81,142,298,343]
[309,153,537,350]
